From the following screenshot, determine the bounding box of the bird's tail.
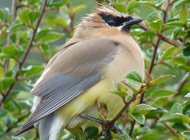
[39,113,64,140]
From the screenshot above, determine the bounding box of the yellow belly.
[57,77,123,127]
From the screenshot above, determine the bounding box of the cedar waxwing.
[15,4,144,140]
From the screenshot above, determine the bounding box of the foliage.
[0,0,190,140]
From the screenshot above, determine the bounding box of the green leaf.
[67,128,84,140]
[170,103,183,114]
[113,80,129,92]
[126,71,142,83]
[173,123,186,131]
[146,11,158,22]
[2,45,16,58]
[73,5,86,14]
[148,20,163,33]
[140,133,162,140]
[183,46,190,56]
[174,113,190,124]
[162,47,176,59]
[135,104,157,112]
[25,66,44,77]
[41,44,50,52]
[29,11,40,25]
[173,0,190,8]
[0,9,5,22]
[0,108,7,117]
[2,116,14,127]
[84,127,99,139]
[2,45,23,59]
[127,1,140,13]
[127,1,155,13]
[147,108,167,118]
[125,80,138,94]
[173,56,187,64]
[9,20,23,30]
[111,131,131,140]
[180,6,189,22]
[49,0,69,7]
[20,9,30,25]
[110,90,127,98]
[130,113,145,125]
[165,21,185,27]
[153,75,175,85]
[112,0,127,3]
[0,78,16,92]
[152,90,176,98]
[36,29,50,42]
[182,130,190,138]
[52,18,68,27]
[12,99,22,112]
[28,0,40,5]
[161,62,178,74]
[185,92,190,98]
[111,4,127,13]
[10,33,17,44]
[129,100,138,113]
[159,115,183,123]
[5,90,19,102]
[41,32,64,43]
[145,86,157,97]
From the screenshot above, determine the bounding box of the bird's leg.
[79,114,109,137]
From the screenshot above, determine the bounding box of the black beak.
[122,17,143,32]
[123,17,143,26]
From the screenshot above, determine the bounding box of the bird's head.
[74,4,143,39]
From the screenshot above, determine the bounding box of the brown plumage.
[15,4,144,140]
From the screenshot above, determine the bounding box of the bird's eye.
[107,20,115,26]
[100,13,118,27]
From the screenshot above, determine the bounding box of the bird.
[14,4,144,140]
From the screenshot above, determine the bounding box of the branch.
[107,85,145,125]
[0,23,9,28]
[148,39,161,73]
[66,3,75,32]
[129,120,136,137]
[0,0,48,107]
[3,0,17,77]
[162,122,180,138]
[139,23,181,47]
[158,33,181,47]
[176,72,189,94]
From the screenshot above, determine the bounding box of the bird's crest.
[79,4,128,27]
[96,4,127,18]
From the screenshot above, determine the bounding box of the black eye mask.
[99,13,132,27]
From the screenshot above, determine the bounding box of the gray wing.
[15,38,120,135]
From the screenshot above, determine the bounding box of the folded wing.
[15,38,120,135]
